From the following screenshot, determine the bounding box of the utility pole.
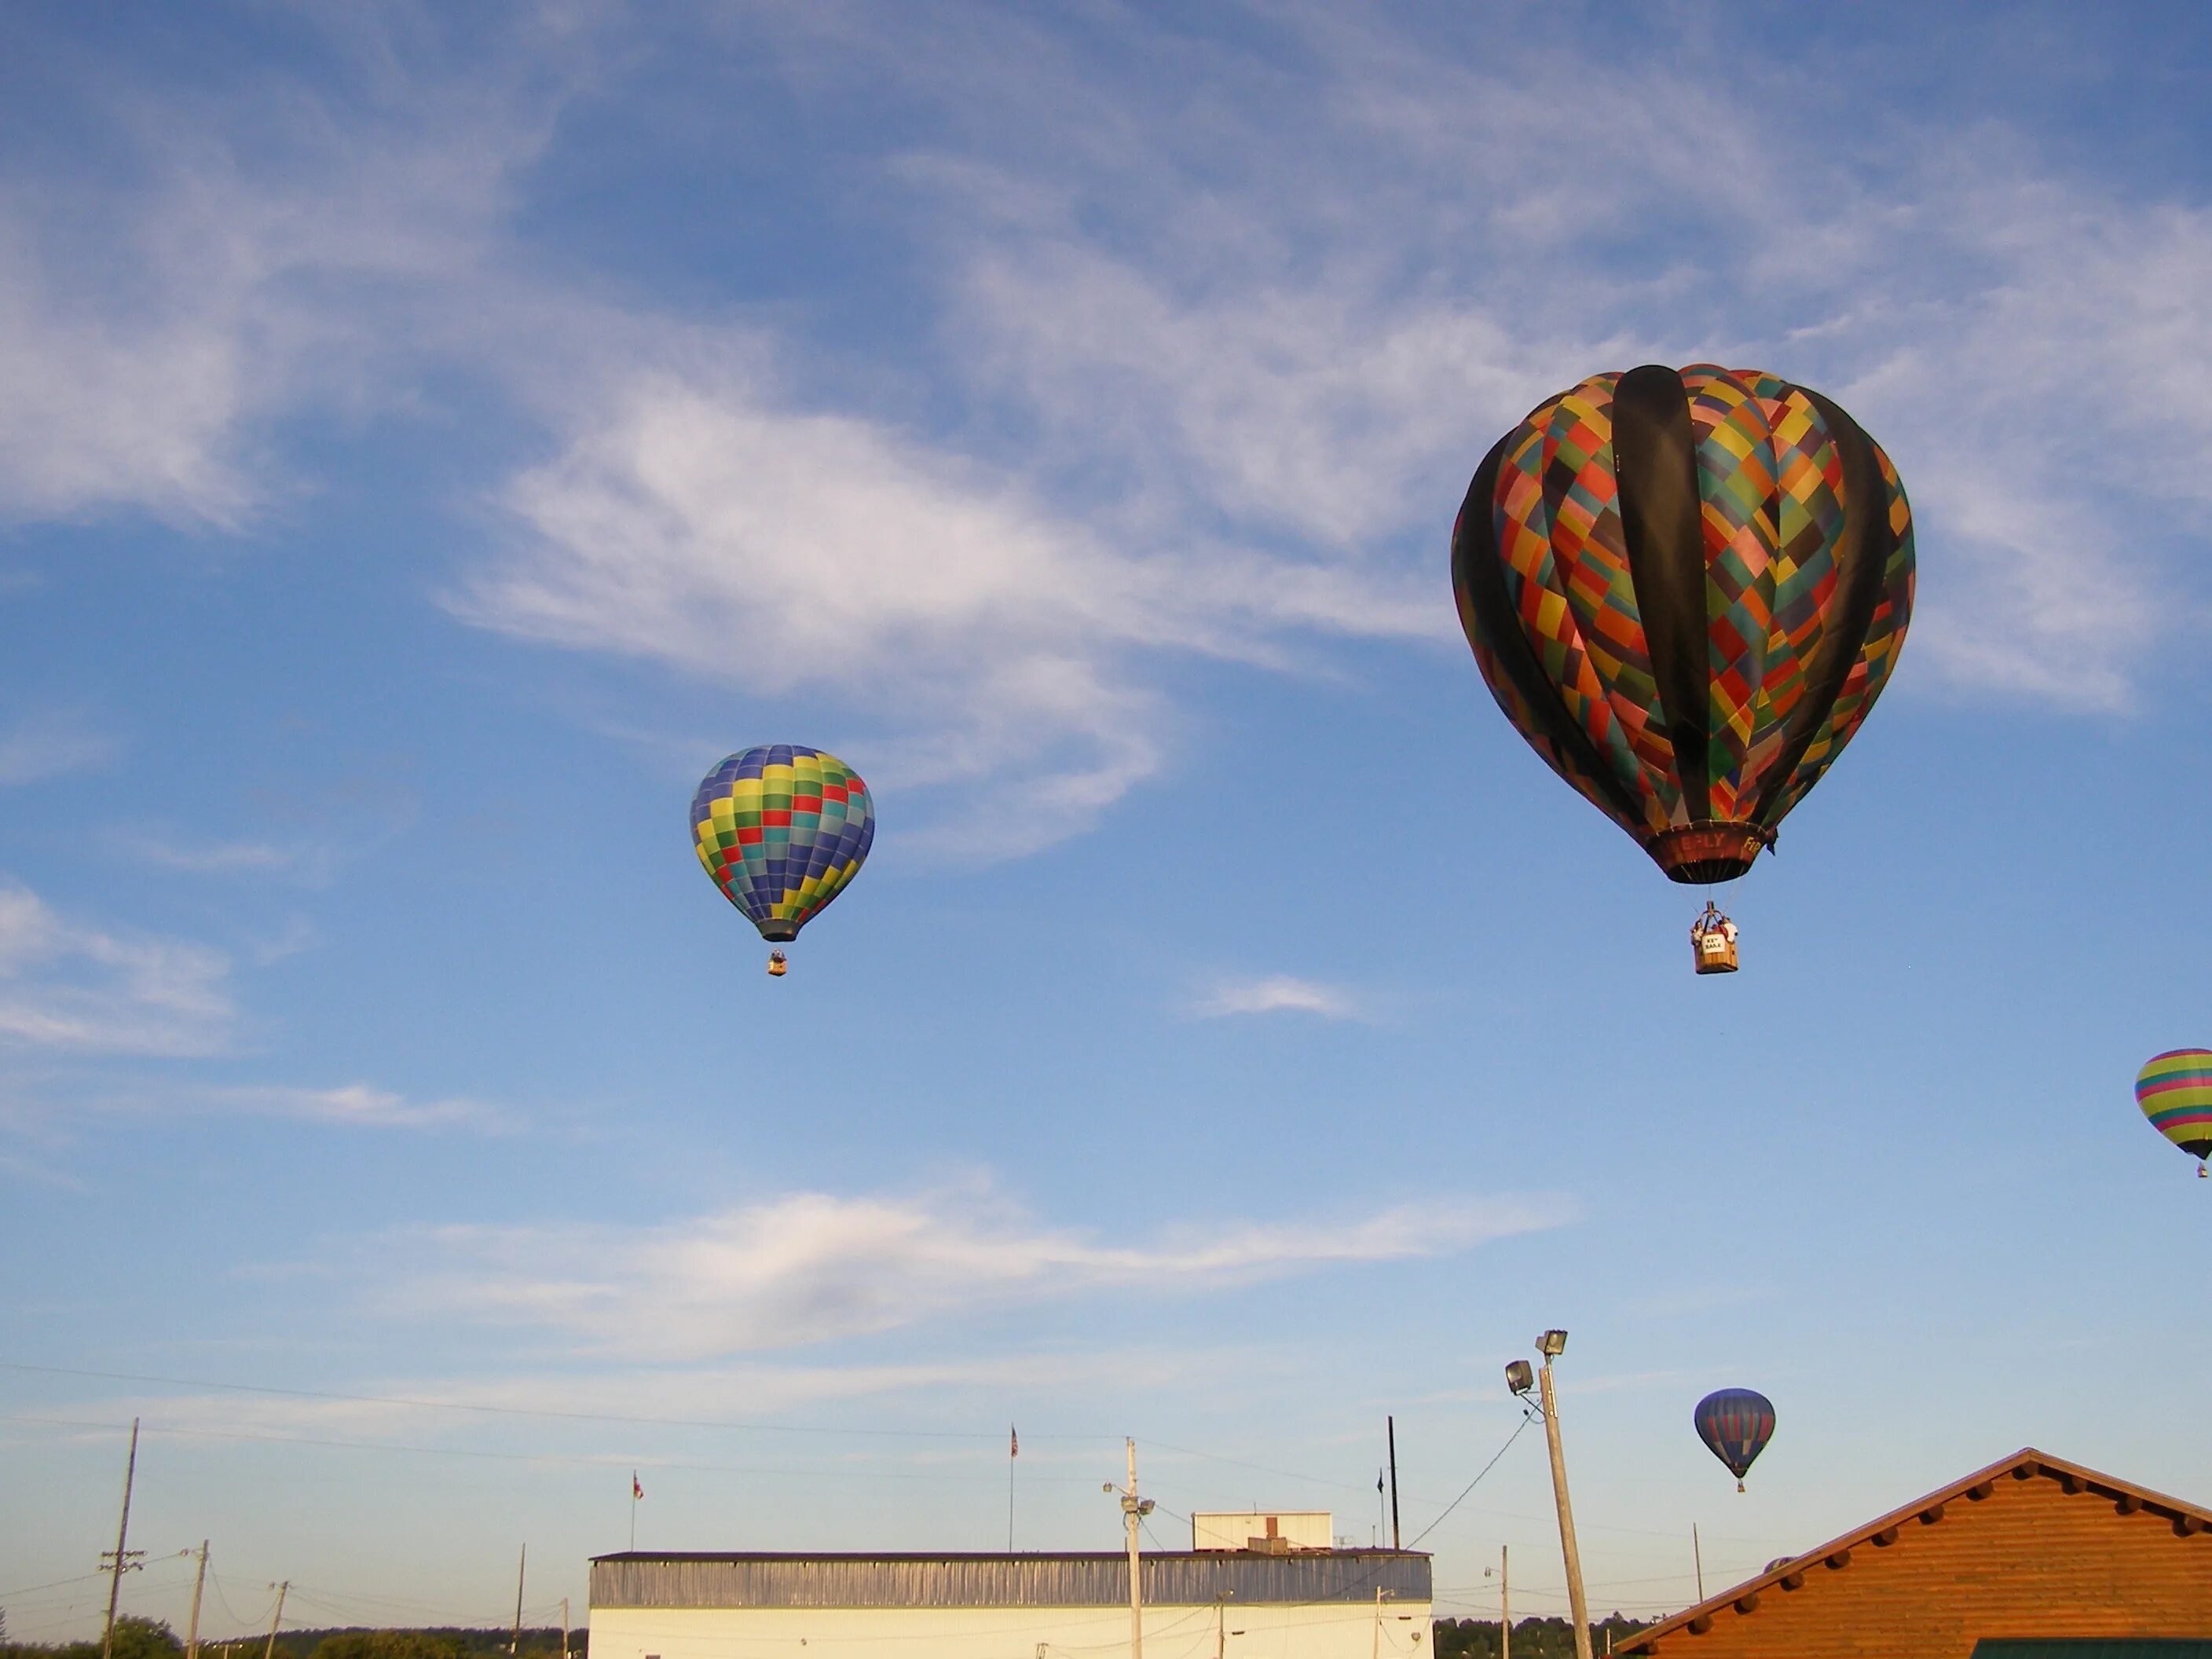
[1497,1547,1511,1659]
[185,1542,210,1659]
[511,1546,527,1657]
[1386,1418,1400,1552]
[100,1419,145,1659]
[560,1598,569,1659]
[1104,1438,1154,1659]
[262,1582,289,1659]
[1691,1524,1705,1602]
[1533,1335,1592,1659]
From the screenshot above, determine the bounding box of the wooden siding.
[1633,1469,2212,1658]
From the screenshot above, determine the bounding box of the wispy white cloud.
[0,9,580,527]
[869,6,2212,715]
[0,710,116,786]
[459,352,1452,859]
[13,2,2212,862]
[1192,974,1364,1022]
[459,366,1196,857]
[0,880,235,1057]
[384,1183,1560,1361]
[134,840,306,875]
[126,831,351,887]
[195,1082,505,1131]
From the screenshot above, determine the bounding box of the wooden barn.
[1618,1447,2211,1657]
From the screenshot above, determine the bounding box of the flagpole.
[1007,1426,1016,1552]
[630,1472,638,1551]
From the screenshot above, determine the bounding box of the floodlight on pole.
[1507,1331,1590,1659]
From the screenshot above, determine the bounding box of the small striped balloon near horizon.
[1694,1388,1776,1487]
[690,745,874,946]
[2134,1048,2212,1170]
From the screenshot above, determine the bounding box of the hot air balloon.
[1452,364,1914,969]
[2135,1049,2212,1177]
[1694,1389,1775,1492]
[690,745,874,975]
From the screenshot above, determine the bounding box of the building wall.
[1639,1471,2212,1657]
[1192,1514,1335,1553]
[589,1598,1434,1659]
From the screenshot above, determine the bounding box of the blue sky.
[5,0,2211,1642]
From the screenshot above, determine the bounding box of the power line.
[0,1413,1105,1486]
[0,1361,1111,1443]
[0,1571,112,1599]
[1407,1412,1536,1548]
[2,1358,1782,1554]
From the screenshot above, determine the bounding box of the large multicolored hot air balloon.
[690,745,873,973]
[2135,1049,2212,1178]
[1694,1388,1775,1492]
[1452,364,1914,884]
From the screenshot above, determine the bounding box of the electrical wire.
[0,1570,109,1599]
[1140,1437,1386,1500]
[0,1361,1113,1444]
[1405,1411,1536,1549]
[208,1570,277,1630]
[0,1413,1100,1487]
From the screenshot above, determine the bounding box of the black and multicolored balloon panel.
[1452,364,1914,884]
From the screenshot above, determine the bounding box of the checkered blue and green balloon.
[691,745,874,943]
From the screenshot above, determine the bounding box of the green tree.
[41,1617,183,1659]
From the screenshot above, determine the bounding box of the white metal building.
[588,1548,1433,1659]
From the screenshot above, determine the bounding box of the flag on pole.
[1010,1426,1019,1459]
[633,1473,643,1501]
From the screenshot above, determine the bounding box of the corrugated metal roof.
[591,1551,1431,1610]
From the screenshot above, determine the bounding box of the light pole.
[1105,1438,1155,1659]
[1507,1330,1591,1659]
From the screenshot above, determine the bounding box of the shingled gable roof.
[1618,1448,2212,1656]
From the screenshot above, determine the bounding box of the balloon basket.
[1690,902,1739,974]
[767,950,788,978]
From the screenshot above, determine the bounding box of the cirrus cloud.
[1192,974,1364,1022]
[0,879,236,1057]
[384,1182,1562,1361]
